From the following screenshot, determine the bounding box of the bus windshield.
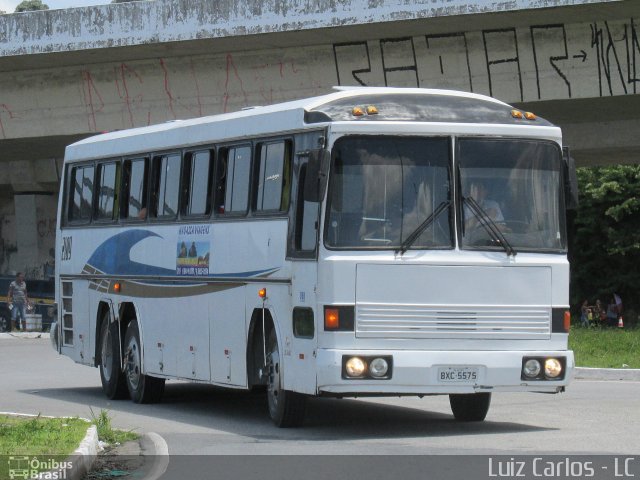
[326,135,565,253]
[459,138,565,252]
[326,136,453,249]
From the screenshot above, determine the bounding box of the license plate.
[437,366,479,383]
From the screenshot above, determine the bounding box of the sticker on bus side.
[176,227,211,276]
[176,241,210,276]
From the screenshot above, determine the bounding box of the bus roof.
[64,87,556,162]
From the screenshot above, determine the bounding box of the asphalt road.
[2,335,639,457]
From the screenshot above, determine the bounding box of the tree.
[570,164,640,322]
[15,0,49,11]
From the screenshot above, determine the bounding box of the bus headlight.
[545,358,563,378]
[345,357,367,378]
[523,359,541,378]
[369,358,389,378]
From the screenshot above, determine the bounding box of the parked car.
[0,276,55,332]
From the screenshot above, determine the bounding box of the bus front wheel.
[449,392,491,421]
[98,314,129,400]
[124,319,165,404]
[266,330,306,427]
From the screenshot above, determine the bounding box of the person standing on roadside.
[8,272,30,331]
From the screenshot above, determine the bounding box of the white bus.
[52,87,577,427]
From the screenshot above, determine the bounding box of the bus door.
[285,133,326,394]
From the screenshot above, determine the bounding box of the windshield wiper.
[464,196,516,257]
[397,201,450,255]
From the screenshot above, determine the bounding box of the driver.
[464,181,505,229]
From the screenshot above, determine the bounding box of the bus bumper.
[315,348,574,395]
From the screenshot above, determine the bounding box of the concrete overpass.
[0,0,638,277]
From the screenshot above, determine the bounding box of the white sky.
[0,0,111,13]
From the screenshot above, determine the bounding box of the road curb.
[574,366,640,381]
[140,432,170,479]
[0,332,50,339]
[51,425,100,480]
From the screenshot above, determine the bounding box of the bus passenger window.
[255,141,291,213]
[215,146,251,215]
[183,150,213,216]
[151,153,181,219]
[122,158,148,220]
[68,164,94,223]
[95,162,120,221]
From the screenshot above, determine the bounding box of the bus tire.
[124,319,165,404]
[98,314,129,400]
[266,329,306,427]
[449,392,491,422]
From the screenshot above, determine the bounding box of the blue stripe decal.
[85,229,279,279]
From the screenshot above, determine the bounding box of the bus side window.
[122,157,148,220]
[254,140,291,213]
[182,150,213,217]
[150,153,181,219]
[95,161,120,222]
[215,145,251,215]
[68,164,95,223]
[294,163,319,253]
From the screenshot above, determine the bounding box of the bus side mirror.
[562,147,579,211]
[303,149,330,203]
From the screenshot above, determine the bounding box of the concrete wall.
[0,0,617,57]
[0,16,638,139]
[0,193,56,278]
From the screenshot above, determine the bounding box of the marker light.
[352,106,365,117]
[324,308,339,330]
[511,109,524,119]
[523,359,541,378]
[258,288,267,299]
[366,105,379,115]
[564,311,571,332]
[545,358,563,378]
[524,111,537,120]
[345,357,367,377]
[113,282,121,293]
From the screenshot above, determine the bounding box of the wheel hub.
[101,328,113,381]
[125,337,141,390]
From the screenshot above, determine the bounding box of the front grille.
[356,304,550,339]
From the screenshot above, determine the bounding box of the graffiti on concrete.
[0,104,16,139]
[333,19,639,103]
[0,17,639,139]
[37,219,56,239]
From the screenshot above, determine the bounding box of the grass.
[0,410,138,478]
[0,414,89,478]
[0,414,89,456]
[89,408,138,445]
[569,326,640,368]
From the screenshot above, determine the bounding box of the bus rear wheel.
[98,313,129,400]
[266,330,306,427]
[124,319,165,404]
[449,392,491,421]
